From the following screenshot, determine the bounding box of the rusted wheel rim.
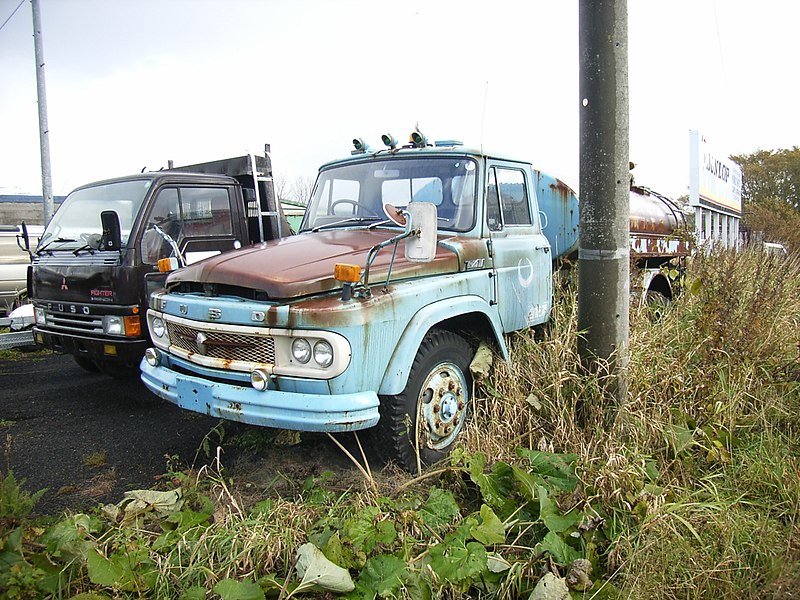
[417,361,468,451]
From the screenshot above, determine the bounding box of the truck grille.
[167,321,275,365]
[46,312,103,334]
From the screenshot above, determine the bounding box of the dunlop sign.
[689,130,743,215]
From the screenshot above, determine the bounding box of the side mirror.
[100,210,122,251]
[405,202,437,263]
[17,222,31,254]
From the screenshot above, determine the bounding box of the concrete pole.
[31,0,54,224]
[578,0,630,425]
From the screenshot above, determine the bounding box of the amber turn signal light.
[334,263,361,283]
[158,257,179,273]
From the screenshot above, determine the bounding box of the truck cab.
[140,135,579,470]
[31,152,289,377]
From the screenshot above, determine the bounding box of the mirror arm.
[361,226,417,296]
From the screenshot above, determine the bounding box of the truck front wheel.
[378,329,473,472]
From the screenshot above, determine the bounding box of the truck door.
[140,185,240,301]
[485,164,552,331]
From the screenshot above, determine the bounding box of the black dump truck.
[30,149,290,377]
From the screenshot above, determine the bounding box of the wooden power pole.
[577,0,630,425]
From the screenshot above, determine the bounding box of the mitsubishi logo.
[196,332,208,355]
[60,276,68,291]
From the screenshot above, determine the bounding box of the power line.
[0,0,25,34]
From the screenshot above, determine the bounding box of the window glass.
[303,158,477,232]
[142,189,180,265]
[181,187,232,237]
[496,168,531,225]
[486,168,502,231]
[38,179,152,249]
[140,187,232,265]
[382,177,443,206]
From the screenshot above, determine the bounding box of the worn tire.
[377,329,473,473]
[73,355,101,373]
[644,290,670,320]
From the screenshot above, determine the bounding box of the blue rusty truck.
[140,133,687,471]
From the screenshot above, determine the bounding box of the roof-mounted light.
[410,131,428,148]
[434,139,463,147]
[381,133,398,150]
[352,138,369,154]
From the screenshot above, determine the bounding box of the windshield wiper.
[36,237,77,255]
[72,244,97,256]
[367,219,402,230]
[311,217,381,232]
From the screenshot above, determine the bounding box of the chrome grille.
[167,321,275,364]
[46,312,103,334]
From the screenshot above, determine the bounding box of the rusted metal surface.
[534,170,579,261]
[629,186,692,258]
[167,229,460,299]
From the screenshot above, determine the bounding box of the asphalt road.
[0,351,355,516]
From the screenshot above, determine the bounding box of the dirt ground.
[0,350,361,516]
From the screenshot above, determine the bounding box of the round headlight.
[313,340,334,368]
[251,369,269,392]
[144,347,161,367]
[291,338,312,363]
[151,316,165,338]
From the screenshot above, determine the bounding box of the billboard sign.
[689,130,742,215]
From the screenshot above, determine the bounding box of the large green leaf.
[536,531,580,565]
[420,487,461,531]
[517,449,579,491]
[538,485,581,533]
[86,549,129,588]
[428,541,487,583]
[212,578,265,600]
[470,505,505,546]
[343,506,397,554]
[359,554,407,597]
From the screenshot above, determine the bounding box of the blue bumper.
[140,358,380,432]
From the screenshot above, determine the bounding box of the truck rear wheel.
[377,329,473,473]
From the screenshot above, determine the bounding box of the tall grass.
[463,246,800,598]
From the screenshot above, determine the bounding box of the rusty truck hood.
[167,229,462,299]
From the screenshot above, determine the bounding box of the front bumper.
[34,327,148,365]
[140,355,380,432]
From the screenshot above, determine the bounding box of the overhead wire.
[0,0,25,34]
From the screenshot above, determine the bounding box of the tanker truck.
[139,133,689,471]
[628,184,691,307]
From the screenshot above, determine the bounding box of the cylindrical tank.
[629,186,691,258]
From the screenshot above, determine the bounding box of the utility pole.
[31,0,54,224]
[577,0,630,426]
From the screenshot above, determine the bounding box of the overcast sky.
[1,0,798,200]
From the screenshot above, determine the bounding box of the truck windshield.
[302,157,477,232]
[39,179,153,250]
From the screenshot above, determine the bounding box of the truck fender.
[639,269,672,301]
[377,295,508,396]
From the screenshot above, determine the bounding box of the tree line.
[734,147,800,252]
